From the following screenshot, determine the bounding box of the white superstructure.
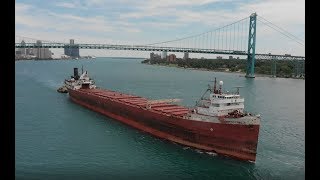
[195,78,245,117]
[64,68,96,90]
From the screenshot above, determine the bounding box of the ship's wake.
[182,146,217,157]
[17,68,62,90]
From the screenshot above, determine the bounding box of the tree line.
[142,58,305,78]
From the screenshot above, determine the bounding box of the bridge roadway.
[15,43,305,61]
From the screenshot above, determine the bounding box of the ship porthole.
[210,128,213,131]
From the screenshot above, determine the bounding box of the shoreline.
[143,63,304,80]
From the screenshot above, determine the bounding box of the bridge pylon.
[246,13,257,78]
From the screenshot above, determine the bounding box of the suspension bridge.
[15,13,305,78]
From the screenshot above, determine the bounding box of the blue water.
[15,58,305,179]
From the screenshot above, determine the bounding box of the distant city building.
[167,54,176,62]
[19,40,26,55]
[217,56,223,59]
[27,48,36,56]
[43,49,52,59]
[34,48,52,59]
[26,48,31,55]
[15,50,22,55]
[15,49,22,59]
[183,52,189,60]
[161,51,167,59]
[64,39,80,58]
[15,40,52,60]
[33,40,52,59]
[35,40,42,59]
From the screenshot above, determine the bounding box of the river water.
[15,57,305,179]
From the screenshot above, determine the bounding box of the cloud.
[138,0,229,9]
[15,3,141,35]
[55,2,76,8]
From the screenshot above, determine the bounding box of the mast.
[213,77,217,93]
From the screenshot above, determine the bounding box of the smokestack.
[74,68,79,80]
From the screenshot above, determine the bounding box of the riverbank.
[143,62,304,79]
[142,57,305,79]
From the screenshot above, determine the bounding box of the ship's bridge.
[210,93,244,104]
[195,79,245,117]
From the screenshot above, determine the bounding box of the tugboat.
[57,86,68,93]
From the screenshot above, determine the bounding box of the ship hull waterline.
[68,89,259,162]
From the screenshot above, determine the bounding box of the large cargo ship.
[63,68,260,162]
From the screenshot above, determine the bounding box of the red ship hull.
[68,88,259,162]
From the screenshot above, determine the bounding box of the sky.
[15,0,305,58]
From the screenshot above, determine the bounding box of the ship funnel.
[74,68,79,80]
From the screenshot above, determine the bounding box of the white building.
[161,51,167,59]
[183,52,189,60]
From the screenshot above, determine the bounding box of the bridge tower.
[246,13,257,78]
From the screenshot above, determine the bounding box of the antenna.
[209,77,218,93]
[213,77,217,93]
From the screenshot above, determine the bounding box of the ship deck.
[77,88,190,117]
